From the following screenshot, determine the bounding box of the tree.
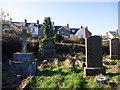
[42,17,54,39]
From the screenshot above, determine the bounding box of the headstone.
[9,19,37,75]
[42,41,56,59]
[84,36,105,76]
[110,38,120,60]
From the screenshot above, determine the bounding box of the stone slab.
[110,38,120,60]
[84,67,106,76]
[9,60,37,75]
[13,52,34,62]
[86,36,103,67]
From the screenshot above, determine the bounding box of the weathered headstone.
[9,20,37,75]
[110,38,120,60]
[84,36,105,76]
[42,41,56,59]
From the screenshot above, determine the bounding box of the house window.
[72,30,75,33]
[32,28,35,33]
[81,35,83,37]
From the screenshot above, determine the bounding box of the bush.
[102,45,109,55]
[79,37,85,44]
[2,33,22,58]
[55,43,85,55]
[54,33,63,43]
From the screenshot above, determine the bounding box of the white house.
[106,30,120,39]
[29,25,38,37]
[75,26,92,38]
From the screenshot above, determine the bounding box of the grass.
[28,55,120,89]
[29,61,101,89]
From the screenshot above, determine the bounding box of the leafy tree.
[54,33,63,43]
[42,17,54,39]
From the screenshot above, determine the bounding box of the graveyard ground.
[2,52,120,89]
[27,54,120,89]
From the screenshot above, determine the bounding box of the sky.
[0,1,119,35]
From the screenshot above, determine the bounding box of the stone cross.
[21,27,27,53]
[21,19,28,53]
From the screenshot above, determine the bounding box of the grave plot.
[28,56,101,89]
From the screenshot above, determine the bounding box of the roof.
[38,24,43,29]
[70,28,80,34]
[109,31,119,37]
[29,25,38,28]
[54,26,62,32]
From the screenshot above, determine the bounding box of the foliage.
[54,33,63,43]
[2,33,22,57]
[42,17,54,39]
[79,37,85,44]
[55,43,85,55]
[102,45,109,55]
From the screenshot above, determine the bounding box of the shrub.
[102,45,109,55]
[2,33,22,58]
[54,33,63,43]
[79,37,85,44]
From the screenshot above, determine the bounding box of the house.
[106,30,120,39]
[70,28,79,37]
[75,26,92,38]
[28,25,38,37]
[11,22,24,29]
[57,26,70,37]
[54,26,62,33]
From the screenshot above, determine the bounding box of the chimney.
[37,20,39,24]
[24,19,27,26]
[52,22,54,26]
[81,26,83,29]
[67,23,69,28]
[106,32,108,37]
[85,26,88,30]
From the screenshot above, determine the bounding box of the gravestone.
[110,38,120,60]
[9,20,37,75]
[84,36,105,76]
[42,41,56,59]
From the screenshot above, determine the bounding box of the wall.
[85,29,92,38]
[75,28,85,38]
[108,32,114,39]
[31,27,38,36]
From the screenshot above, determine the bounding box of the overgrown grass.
[29,62,102,89]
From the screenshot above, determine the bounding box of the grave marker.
[84,36,105,76]
[110,38,120,60]
[9,19,37,75]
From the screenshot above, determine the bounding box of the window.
[32,28,35,33]
[81,35,83,37]
[72,30,75,33]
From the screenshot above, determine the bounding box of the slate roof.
[38,24,43,29]
[109,31,119,37]
[54,26,62,32]
[70,28,80,34]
